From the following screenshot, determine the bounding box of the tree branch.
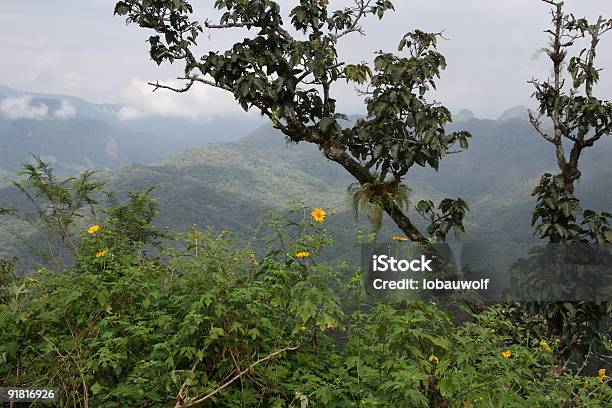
[148,76,232,94]
[177,345,299,408]
[335,0,373,40]
[204,19,294,43]
[583,127,609,147]
[528,110,556,144]
[204,21,254,29]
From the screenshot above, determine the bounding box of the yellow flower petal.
[310,208,326,223]
[295,251,311,258]
[597,368,606,381]
[502,350,511,359]
[87,225,100,234]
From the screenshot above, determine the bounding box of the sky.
[1,0,611,121]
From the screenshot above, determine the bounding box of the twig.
[176,345,299,408]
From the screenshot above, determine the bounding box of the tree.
[529,0,612,244]
[524,0,611,359]
[2,156,104,272]
[113,0,470,242]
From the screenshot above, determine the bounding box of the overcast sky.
[1,0,611,120]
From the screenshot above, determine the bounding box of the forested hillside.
[2,113,611,273]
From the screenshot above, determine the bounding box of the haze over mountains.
[1,87,610,271]
[0,85,262,178]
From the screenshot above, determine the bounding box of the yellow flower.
[96,249,108,258]
[597,368,606,381]
[392,236,408,242]
[187,230,203,240]
[428,354,439,364]
[295,251,311,258]
[310,208,326,223]
[502,350,511,359]
[87,224,100,234]
[540,340,551,352]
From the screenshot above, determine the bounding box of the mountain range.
[0,85,262,179]
[1,87,610,272]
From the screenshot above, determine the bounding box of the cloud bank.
[0,96,48,120]
[53,99,76,119]
[0,96,76,120]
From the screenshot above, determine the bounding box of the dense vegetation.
[1,1,610,407]
[1,181,610,407]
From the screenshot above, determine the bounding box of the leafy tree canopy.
[529,0,612,243]
[114,0,471,242]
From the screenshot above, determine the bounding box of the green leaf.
[318,117,335,132]
[114,1,130,16]
[91,383,103,395]
[209,327,225,340]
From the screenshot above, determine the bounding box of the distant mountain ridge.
[453,109,476,122]
[0,85,263,179]
[0,84,123,123]
[497,105,531,121]
[1,88,610,272]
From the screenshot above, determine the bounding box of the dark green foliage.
[6,156,104,271]
[531,173,583,242]
[113,0,471,242]
[524,0,612,360]
[529,1,612,240]
[0,161,609,406]
[0,257,16,304]
[1,193,610,407]
[531,172,611,243]
[104,187,164,246]
[352,30,471,180]
[415,198,469,242]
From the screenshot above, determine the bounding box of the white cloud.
[0,96,48,120]
[117,105,144,121]
[2,0,611,119]
[53,100,76,119]
[117,77,243,121]
[0,96,78,120]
